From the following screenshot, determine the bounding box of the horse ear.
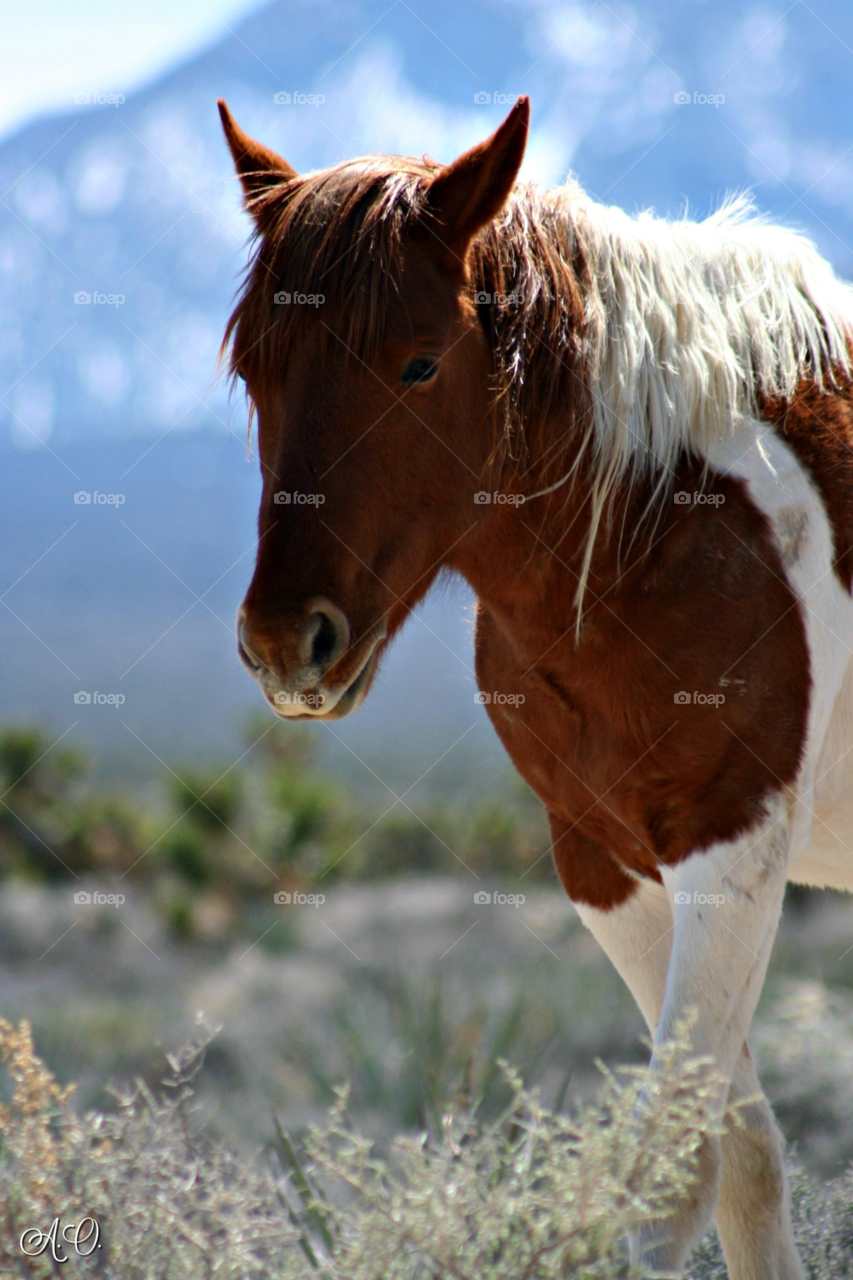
[424,97,529,265]
[217,99,297,207]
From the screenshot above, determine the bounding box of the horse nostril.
[309,611,338,669]
[303,600,349,675]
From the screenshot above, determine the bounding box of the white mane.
[566,181,853,477]
[539,181,853,610]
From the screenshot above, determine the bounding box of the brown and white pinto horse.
[219,96,853,1277]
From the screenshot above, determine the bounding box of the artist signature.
[19,1217,100,1261]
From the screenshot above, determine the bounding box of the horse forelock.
[222,156,442,392]
[222,161,594,507]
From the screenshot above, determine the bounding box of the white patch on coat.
[706,418,853,890]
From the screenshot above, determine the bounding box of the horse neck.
[449,421,653,652]
[450,479,600,635]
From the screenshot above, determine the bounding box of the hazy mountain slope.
[2,0,853,767]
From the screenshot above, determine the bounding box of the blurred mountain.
[3,0,853,446]
[2,0,853,773]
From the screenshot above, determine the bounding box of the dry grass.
[0,1016,732,1280]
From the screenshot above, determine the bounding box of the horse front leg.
[635,794,801,1278]
[560,800,804,1279]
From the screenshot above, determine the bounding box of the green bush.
[0,719,556,905]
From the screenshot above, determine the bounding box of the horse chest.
[472,432,841,888]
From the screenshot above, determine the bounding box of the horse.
[218,95,853,1278]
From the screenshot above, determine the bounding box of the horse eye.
[400,355,439,386]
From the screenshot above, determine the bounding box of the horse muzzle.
[237,598,386,720]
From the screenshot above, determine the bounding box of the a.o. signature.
[19,1217,100,1261]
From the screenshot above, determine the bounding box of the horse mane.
[225,157,853,614]
[476,181,853,607]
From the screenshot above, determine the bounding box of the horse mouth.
[268,634,383,721]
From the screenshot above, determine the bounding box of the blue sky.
[0,0,266,138]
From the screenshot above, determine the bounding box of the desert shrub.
[2,1016,853,1278]
[0,1016,733,1280]
[0,726,87,879]
[0,1020,301,1279]
[354,811,449,877]
[687,1165,853,1279]
[281,973,554,1135]
[279,1038,729,1280]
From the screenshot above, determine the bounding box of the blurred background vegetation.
[0,716,551,941]
[0,714,852,1199]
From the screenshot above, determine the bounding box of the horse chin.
[268,640,383,722]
